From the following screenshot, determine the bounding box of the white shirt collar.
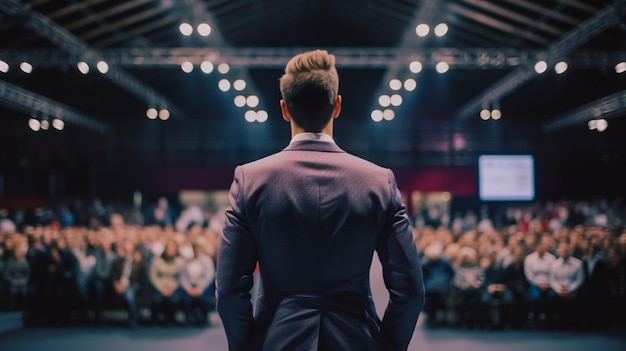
[289,132,335,144]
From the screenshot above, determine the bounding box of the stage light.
[435,62,449,73]
[416,24,429,37]
[181,61,193,73]
[404,78,417,91]
[434,23,448,37]
[378,95,391,107]
[40,120,49,130]
[159,108,170,120]
[77,61,89,74]
[246,95,259,108]
[52,118,64,130]
[491,109,502,120]
[534,60,547,74]
[244,110,256,123]
[480,109,490,120]
[390,94,402,106]
[596,119,608,132]
[20,62,32,74]
[28,118,40,131]
[146,108,158,119]
[389,79,402,91]
[383,109,395,121]
[616,62,626,74]
[96,60,109,73]
[234,95,246,107]
[0,60,8,73]
[200,61,214,73]
[197,23,211,37]
[554,61,568,74]
[218,79,231,92]
[217,63,230,74]
[588,120,597,130]
[409,61,422,73]
[256,110,268,123]
[233,79,246,91]
[179,22,193,36]
[371,110,383,122]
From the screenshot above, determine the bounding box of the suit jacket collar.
[283,140,345,153]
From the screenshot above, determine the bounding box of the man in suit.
[217,49,424,351]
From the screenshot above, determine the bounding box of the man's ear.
[332,95,342,119]
[280,100,291,122]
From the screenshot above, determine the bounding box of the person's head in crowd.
[157,197,169,209]
[458,247,478,267]
[557,241,572,260]
[56,237,68,251]
[479,254,493,270]
[13,244,25,261]
[534,236,551,256]
[444,243,460,263]
[110,213,124,229]
[607,244,622,267]
[133,248,143,264]
[619,232,626,255]
[100,237,112,253]
[116,242,128,258]
[162,240,178,261]
[424,243,444,262]
[512,246,526,266]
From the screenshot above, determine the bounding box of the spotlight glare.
[588,120,597,130]
[181,61,193,73]
[197,23,211,37]
[616,61,626,74]
[409,61,423,73]
[534,60,548,74]
[40,120,49,130]
[434,23,448,37]
[378,95,391,107]
[218,79,231,92]
[256,110,268,123]
[389,79,402,91]
[200,61,214,73]
[415,24,429,37]
[246,95,259,108]
[244,110,257,123]
[554,61,568,74]
[158,109,170,120]
[234,95,246,107]
[146,108,158,119]
[20,62,33,74]
[435,61,449,73]
[390,94,403,107]
[383,109,395,121]
[217,63,230,74]
[0,60,8,73]
[404,78,417,91]
[491,109,502,120]
[77,61,89,74]
[28,118,40,131]
[480,109,490,120]
[52,118,64,130]
[179,22,193,36]
[233,79,246,91]
[96,60,109,74]
[371,110,383,122]
[596,119,608,132]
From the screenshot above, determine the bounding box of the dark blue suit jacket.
[217,140,424,351]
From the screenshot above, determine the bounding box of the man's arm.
[216,166,258,351]
[376,169,425,351]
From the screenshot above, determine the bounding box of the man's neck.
[290,123,333,138]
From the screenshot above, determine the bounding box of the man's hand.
[539,283,550,291]
[161,288,173,297]
[558,288,570,297]
[114,282,126,294]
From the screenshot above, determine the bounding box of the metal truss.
[455,0,624,120]
[0,0,185,118]
[0,80,110,134]
[542,89,626,133]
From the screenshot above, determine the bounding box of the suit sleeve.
[376,169,425,351]
[216,166,258,351]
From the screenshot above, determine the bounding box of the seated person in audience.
[480,253,514,329]
[111,242,146,328]
[181,242,216,325]
[606,244,626,324]
[70,235,96,314]
[583,243,611,330]
[91,238,115,325]
[452,247,485,328]
[149,240,184,325]
[524,236,556,328]
[504,246,529,328]
[421,243,455,326]
[549,242,584,329]
[4,247,30,311]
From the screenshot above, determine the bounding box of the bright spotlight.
[554,61,568,74]
[596,119,608,132]
[389,79,402,91]
[256,110,268,123]
[181,61,193,73]
[588,120,597,130]
[218,79,231,92]
[616,61,626,74]
[234,95,246,107]
[409,61,423,73]
[52,118,64,130]
[233,79,246,91]
[197,23,211,37]
[244,110,257,123]
[378,95,391,107]
[434,23,448,37]
[0,60,8,73]
[404,78,417,91]
[371,110,383,122]
[40,120,49,130]
[146,108,158,119]
[179,22,193,36]
[435,62,449,73]
[159,109,170,120]
[77,61,89,74]
[96,60,109,74]
[415,24,429,37]
[480,109,490,120]
[246,95,259,108]
[28,118,40,131]
[390,94,403,107]
[534,60,547,74]
[217,63,230,74]
[383,109,395,121]
[491,109,502,120]
[20,62,32,74]
[200,61,214,73]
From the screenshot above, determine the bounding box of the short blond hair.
[279,50,339,132]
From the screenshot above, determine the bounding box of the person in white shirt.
[549,242,584,329]
[181,242,216,325]
[524,237,556,327]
